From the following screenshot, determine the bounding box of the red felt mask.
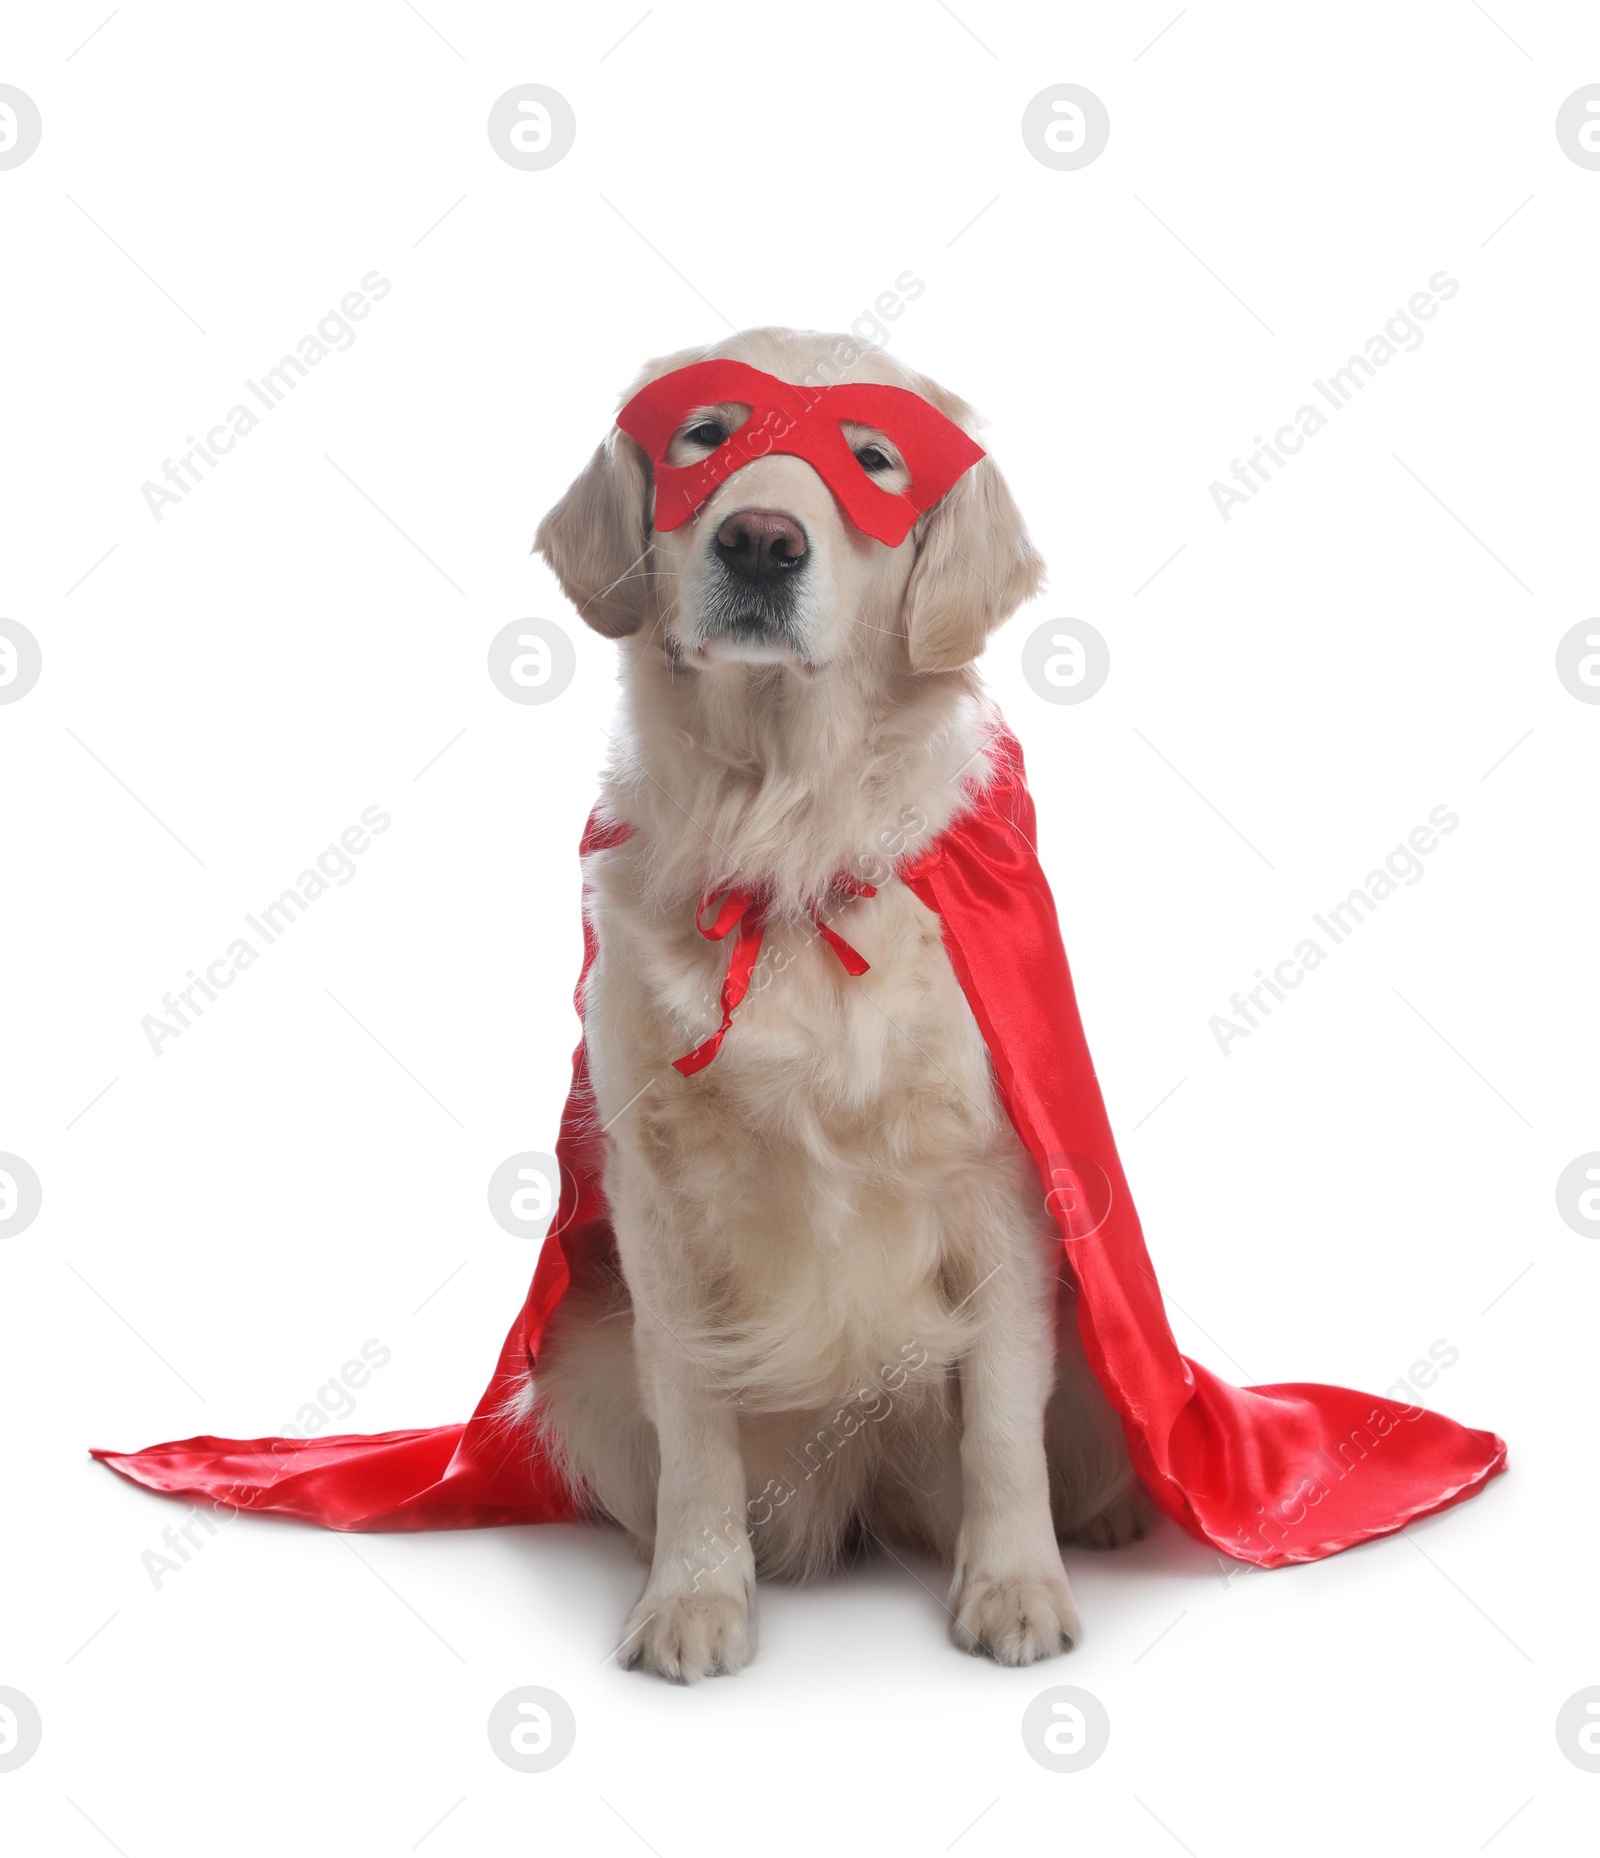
[615,359,987,547]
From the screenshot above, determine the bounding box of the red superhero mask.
[615,359,987,547]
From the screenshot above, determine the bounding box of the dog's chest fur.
[583,849,1042,1413]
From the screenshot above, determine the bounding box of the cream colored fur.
[530,328,1146,1681]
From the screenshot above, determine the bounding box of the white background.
[3,2,1597,1851]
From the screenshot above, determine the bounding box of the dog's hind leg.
[529,1251,660,1545]
[1045,1279,1155,1547]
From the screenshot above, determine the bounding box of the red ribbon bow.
[672,876,877,1076]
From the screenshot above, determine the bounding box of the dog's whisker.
[642,593,683,652]
[841,606,907,640]
[585,543,656,610]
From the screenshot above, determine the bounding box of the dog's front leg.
[618,1279,755,1682]
[950,1233,1081,1663]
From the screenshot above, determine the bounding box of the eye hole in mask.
[838,420,905,485]
[667,402,753,467]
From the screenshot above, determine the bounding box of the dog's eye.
[854,445,893,473]
[684,421,726,450]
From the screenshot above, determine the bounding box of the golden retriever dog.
[530,327,1147,1681]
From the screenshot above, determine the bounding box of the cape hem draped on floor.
[94,728,1506,1566]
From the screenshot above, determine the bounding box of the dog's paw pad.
[620,1591,753,1682]
[952,1572,1080,1665]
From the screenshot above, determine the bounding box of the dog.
[529,327,1148,1681]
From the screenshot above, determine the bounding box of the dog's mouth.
[692,587,809,667]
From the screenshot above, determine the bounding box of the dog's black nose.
[713,508,808,582]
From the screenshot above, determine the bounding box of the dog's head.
[535,328,1043,676]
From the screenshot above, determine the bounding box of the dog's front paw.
[951,1569,1080,1665]
[620,1590,754,1683]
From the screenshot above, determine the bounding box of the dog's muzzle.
[704,506,808,637]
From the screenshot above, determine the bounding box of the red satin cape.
[94,731,1506,1564]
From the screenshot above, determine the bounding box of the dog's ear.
[534,429,654,638]
[900,455,1045,673]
